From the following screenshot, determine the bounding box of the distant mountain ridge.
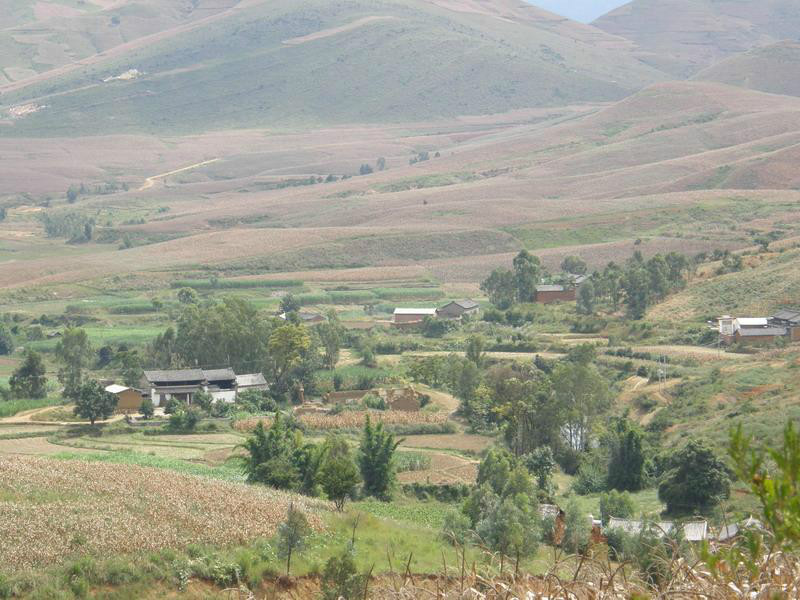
[693,41,800,98]
[594,0,800,77]
[0,0,665,136]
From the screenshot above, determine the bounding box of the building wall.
[734,332,784,345]
[536,289,576,304]
[791,327,800,343]
[394,313,431,324]
[116,389,144,413]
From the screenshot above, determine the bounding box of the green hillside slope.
[693,41,800,98]
[594,0,800,77]
[0,0,239,88]
[0,0,665,136]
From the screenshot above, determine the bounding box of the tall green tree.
[0,322,14,355]
[148,327,179,368]
[561,497,589,554]
[73,379,118,425]
[561,255,587,275]
[576,280,596,315]
[240,414,304,490]
[658,439,730,515]
[601,262,624,311]
[607,419,646,492]
[55,328,92,400]
[9,351,47,399]
[317,311,344,370]
[267,323,311,394]
[480,268,516,308]
[319,436,360,511]
[513,250,541,303]
[277,504,311,576]
[551,362,610,452]
[465,335,486,367]
[622,264,650,320]
[646,254,670,300]
[177,297,272,373]
[358,416,400,500]
[476,494,540,572]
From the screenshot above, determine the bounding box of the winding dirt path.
[138,158,219,191]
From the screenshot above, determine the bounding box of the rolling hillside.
[0,0,666,135]
[694,41,800,98]
[0,0,240,88]
[594,0,800,77]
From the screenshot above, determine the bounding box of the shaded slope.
[594,0,800,77]
[0,0,665,135]
[694,41,800,98]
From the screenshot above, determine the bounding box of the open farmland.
[234,410,450,433]
[0,456,328,572]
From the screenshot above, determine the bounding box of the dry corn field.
[234,410,449,432]
[0,456,329,572]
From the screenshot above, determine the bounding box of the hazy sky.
[528,0,630,23]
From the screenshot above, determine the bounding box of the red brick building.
[535,284,576,304]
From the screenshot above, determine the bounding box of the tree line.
[480,249,693,319]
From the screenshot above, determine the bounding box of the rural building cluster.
[717,308,800,345]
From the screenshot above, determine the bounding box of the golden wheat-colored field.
[234,410,449,433]
[0,456,329,572]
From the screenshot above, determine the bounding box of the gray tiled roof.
[738,327,787,337]
[143,369,205,383]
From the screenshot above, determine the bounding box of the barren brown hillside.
[594,0,800,77]
[694,41,800,98]
[2,81,799,292]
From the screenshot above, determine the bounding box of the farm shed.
[393,307,437,324]
[716,516,764,543]
[535,284,576,304]
[606,518,708,542]
[718,315,792,345]
[437,299,479,320]
[734,326,788,345]
[105,384,145,413]
[279,311,325,325]
[236,373,269,393]
[770,308,800,342]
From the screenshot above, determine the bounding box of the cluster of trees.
[410,341,610,468]
[148,295,347,401]
[442,448,590,567]
[39,210,95,243]
[585,251,692,319]
[480,249,692,319]
[241,415,398,510]
[480,250,543,309]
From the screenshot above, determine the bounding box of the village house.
[716,516,764,543]
[141,368,264,406]
[105,384,146,413]
[718,308,800,345]
[535,284,576,304]
[606,518,709,542]
[436,299,480,320]
[393,307,437,326]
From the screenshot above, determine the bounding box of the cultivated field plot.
[235,411,449,432]
[58,431,244,461]
[397,452,478,485]
[0,456,329,572]
[399,433,492,453]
